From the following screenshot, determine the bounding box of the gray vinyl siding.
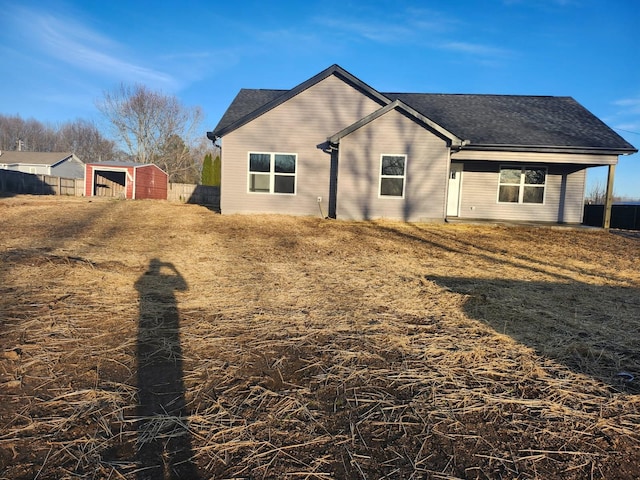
[10,164,49,175]
[220,75,384,216]
[458,162,587,223]
[336,108,449,222]
[52,159,85,178]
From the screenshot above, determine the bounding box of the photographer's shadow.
[135,259,199,479]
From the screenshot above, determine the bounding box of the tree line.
[0,84,218,184]
[0,115,116,165]
[584,180,638,205]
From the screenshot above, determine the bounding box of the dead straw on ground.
[0,196,639,479]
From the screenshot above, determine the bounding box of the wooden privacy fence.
[167,183,220,207]
[583,204,640,230]
[0,170,83,196]
[0,170,220,210]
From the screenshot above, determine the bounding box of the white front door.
[446,163,463,217]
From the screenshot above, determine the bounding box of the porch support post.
[603,163,616,229]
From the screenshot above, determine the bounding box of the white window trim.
[378,154,407,199]
[247,152,297,195]
[497,165,547,204]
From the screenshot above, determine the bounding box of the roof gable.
[208,64,390,139]
[328,100,465,147]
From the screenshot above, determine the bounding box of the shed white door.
[446,163,463,217]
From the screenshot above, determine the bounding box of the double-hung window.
[248,152,296,194]
[498,166,546,204]
[379,155,406,198]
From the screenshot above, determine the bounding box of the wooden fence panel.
[60,177,77,196]
[1,170,219,210]
[168,183,220,209]
[44,175,60,195]
[0,170,54,194]
[0,170,81,196]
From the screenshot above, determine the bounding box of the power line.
[614,127,640,136]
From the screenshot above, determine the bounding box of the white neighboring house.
[0,151,85,178]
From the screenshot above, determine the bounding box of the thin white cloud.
[614,97,640,115]
[320,18,414,44]
[159,51,212,61]
[317,6,457,45]
[604,96,640,142]
[254,28,323,48]
[8,5,176,89]
[316,7,511,63]
[439,41,511,57]
[503,0,580,6]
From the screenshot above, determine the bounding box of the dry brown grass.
[1,195,639,479]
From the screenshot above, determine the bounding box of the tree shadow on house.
[135,259,200,479]
[428,275,640,394]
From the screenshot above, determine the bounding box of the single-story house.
[0,151,85,178]
[84,161,168,200]
[207,65,636,224]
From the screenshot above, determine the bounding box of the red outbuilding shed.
[84,161,168,200]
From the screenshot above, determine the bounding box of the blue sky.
[1,0,638,197]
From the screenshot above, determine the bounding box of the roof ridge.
[386,92,573,99]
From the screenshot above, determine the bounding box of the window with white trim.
[379,155,406,197]
[248,152,296,194]
[498,166,546,204]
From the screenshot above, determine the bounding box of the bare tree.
[55,119,116,162]
[96,84,203,180]
[156,134,202,183]
[585,181,607,205]
[0,115,56,152]
[0,114,116,162]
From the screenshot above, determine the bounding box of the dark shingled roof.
[387,93,634,151]
[209,66,636,154]
[212,89,286,136]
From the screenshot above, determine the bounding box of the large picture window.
[248,152,296,194]
[498,166,546,204]
[379,155,406,197]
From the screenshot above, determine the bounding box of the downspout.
[208,134,222,212]
[327,141,339,219]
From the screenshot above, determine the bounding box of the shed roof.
[208,65,636,155]
[86,161,168,174]
[87,161,145,168]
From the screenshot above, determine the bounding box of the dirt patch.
[1,196,639,479]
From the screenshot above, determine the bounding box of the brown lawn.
[1,195,639,479]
